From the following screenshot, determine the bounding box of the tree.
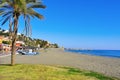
[0,0,46,66]
[53,43,59,48]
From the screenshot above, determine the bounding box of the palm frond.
[26,0,37,3]
[1,5,12,9]
[2,11,13,17]
[32,11,44,19]
[23,14,32,37]
[1,15,11,25]
[9,17,14,32]
[27,2,46,9]
[0,0,13,7]
[0,10,5,15]
[0,2,8,7]
[27,8,44,19]
[19,0,27,12]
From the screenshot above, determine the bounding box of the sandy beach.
[0,48,120,78]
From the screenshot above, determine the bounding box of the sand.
[0,48,120,78]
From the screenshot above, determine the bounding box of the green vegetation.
[2,41,10,45]
[0,31,9,37]
[17,35,59,48]
[0,64,118,80]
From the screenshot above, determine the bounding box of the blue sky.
[1,0,120,50]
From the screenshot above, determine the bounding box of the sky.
[1,0,120,50]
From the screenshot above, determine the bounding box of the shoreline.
[65,49,120,59]
[0,48,120,78]
[65,50,120,59]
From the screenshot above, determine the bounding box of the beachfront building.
[16,41,25,48]
[0,36,11,51]
[0,35,25,51]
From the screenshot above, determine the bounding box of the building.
[0,36,25,51]
[0,36,11,51]
[16,41,25,47]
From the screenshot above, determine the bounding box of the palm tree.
[0,0,46,66]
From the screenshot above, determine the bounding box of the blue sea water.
[65,49,120,58]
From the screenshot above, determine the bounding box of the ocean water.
[65,49,120,58]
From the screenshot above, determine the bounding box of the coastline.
[65,48,120,58]
[0,48,120,78]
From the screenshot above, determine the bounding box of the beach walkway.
[0,48,120,79]
[0,51,11,58]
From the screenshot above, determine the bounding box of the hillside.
[0,28,59,48]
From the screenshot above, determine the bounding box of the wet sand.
[0,48,120,78]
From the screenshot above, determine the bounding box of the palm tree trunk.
[11,35,17,66]
[11,14,19,66]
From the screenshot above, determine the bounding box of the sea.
[65,49,120,58]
